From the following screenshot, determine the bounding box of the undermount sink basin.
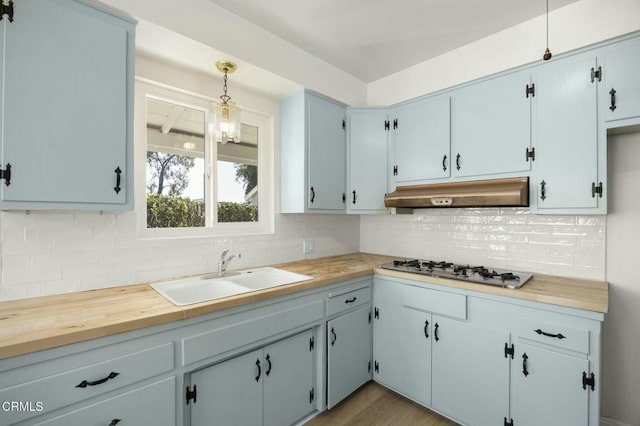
[150,267,313,306]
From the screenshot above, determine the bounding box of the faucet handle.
[220,249,230,260]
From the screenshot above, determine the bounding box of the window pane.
[146,98,206,228]
[217,124,259,223]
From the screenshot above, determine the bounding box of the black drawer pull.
[76,371,119,388]
[114,166,122,194]
[265,354,272,376]
[310,186,315,203]
[434,323,440,342]
[424,320,429,339]
[609,88,617,112]
[331,327,337,346]
[255,359,261,382]
[522,353,529,377]
[344,297,357,304]
[109,420,121,426]
[534,329,566,339]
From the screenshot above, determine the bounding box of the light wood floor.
[306,382,458,426]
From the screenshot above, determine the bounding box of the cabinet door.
[0,0,131,206]
[307,94,346,211]
[452,70,531,178]
[512,343,589,426]
[327,305,372,408]
[532,54,599,210]
[392,96,450,186]
[347,109,388,213]
[431,316,510,426]
[603,40,640,122]
[190,350,263,426]
[263,330,315,426]
[373,303,432,406]
[32,377,175,426]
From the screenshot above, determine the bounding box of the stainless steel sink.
[150,267,313,306]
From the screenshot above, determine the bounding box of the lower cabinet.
[372,275,603,426]
[189,329,315,426]
[33,377,175,426]
[327,305,372,408]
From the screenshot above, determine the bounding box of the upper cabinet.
[452,70,532,179]
[0,0,135,210]
[602,38,640,125]
[347,108,388,213]
[390,96,450,187]
[530,53,603,213]
[280,90,346,213]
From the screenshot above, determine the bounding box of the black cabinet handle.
[456,154,461,171]
[352,190,357,204]
[113,167,122,194]
[609,88,617,112]
[310,186,315,203]
[442,155,447,172]
[534,329,566,339]
[255,359,261,382]
[331,327,337,346]
[434,323,440,342]
[424,320,429,339]
[265,354,272,376]
[522,353,529,377]
[540,180,547,201]
[75,372,119,388]
[344,297,357,304]
[109,420,121,426]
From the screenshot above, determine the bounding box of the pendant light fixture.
[209,60,241,144]
[542,0,552,61]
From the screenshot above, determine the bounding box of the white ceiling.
[208,0,578,82]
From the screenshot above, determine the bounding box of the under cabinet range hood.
[384,177,529,209]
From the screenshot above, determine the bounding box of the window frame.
[134,79,274,238]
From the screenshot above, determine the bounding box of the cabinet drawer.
[0,343,174,425]
[516,318,590,354]
[32,377,175,426]
[327,285,371,316]
[402,285,466,319]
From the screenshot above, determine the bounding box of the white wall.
[0,56,360,301]
[602,132,640,426]
[368,0,640,105]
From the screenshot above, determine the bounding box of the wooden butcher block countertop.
[0,253,607,360]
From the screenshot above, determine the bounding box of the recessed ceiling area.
[208,0,579,82]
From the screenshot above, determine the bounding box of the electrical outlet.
[303,239,315,254]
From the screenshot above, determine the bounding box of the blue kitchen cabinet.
[0,0,135,210]
[189,329,315,426]
[452,70,532,179]
[346,108,389,213]
[602,38,640,125]
[531,52,603,213]
[280,90,346,213]
[390,96,451,187]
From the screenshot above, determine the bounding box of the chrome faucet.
[218,250,241,276]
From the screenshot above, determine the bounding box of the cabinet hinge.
[0,163,11,186]
[525,147,535,162]
[309,336,314,351]
[342,193,346,203]
[504,417,514,426]
[525,83,535,98]
[368,360,372,373]
[368,310,372,324]
[392,165,398,176]
[582,371,596,391]
[185,385,197,405]
[342,119,346,130]
[591,182,603,198]
[374,361,379,373]
[374,307,379,319]
[384,120,390,131]
[591,66,602,83]
[393,119,398,129]
[504,343,515,359]
[309,387,315,403]
[0,1,14,22]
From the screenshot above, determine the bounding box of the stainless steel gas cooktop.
[378,258,533,289]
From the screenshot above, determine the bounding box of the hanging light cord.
[546,0,549,49]
[220,70,231,104]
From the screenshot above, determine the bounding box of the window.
[135,81,274,237]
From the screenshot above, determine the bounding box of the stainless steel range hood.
[384,177,529,209]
